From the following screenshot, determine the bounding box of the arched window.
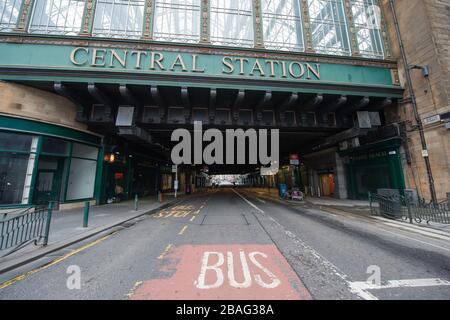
[307,0,351,56]
[153,0,200,43]
[351,0,384,59]
[210,0,254,48]
[261,0,305,52]
[29,0,85,35]
[92,0,145,38]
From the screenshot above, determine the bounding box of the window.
[66,143,99,201]
[153,0,200,43]
[351,0,384,59]
[261,0,304,51]
[29,0,86,35]
[0,0,22,32]
[41,137,70,155]
[307,0,351,56]
[92,0,145,38]
[0,132,38,205]
[210,0,254,48]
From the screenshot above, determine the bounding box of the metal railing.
[0,203,53,257]
[369,192,450,225]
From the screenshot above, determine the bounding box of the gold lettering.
[265,60,278,77]
[131,51,148,69]
[250,59,265,77]
[306,63,320,80]
[70,47,89,66]
[222,56,234,74]
[91,49,107,67]
[150,52,165,70]
[109,49,128,68]
[170,54,188,71]
[235,57,249,75]
[288,62,305,79]
[192,54,205,73]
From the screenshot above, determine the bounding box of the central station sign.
[70,47,321,81]
[0,43,398,90]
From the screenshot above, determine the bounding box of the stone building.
[0,0,447,208]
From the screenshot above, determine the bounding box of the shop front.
[0,115,102,208]
[344,140,406,200]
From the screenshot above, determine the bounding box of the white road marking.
[232,189,265,214]
[349,278,450,299]
[255,197,266,204]
[382,222,450,241]
[379,228,450,253]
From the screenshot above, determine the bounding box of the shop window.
[66,143,99,201]
[66,158,97,200]
[0,131,33,152]
[210,0,254,48]
[153,0,201,43]
[29,0,86,35]
[92,0,145,39]
[0,132,38,205]
[72,143,98,160]
[261,0,305,52]
[0,153,30,204]
[307,0,351,56]
[0,0,22,32]
[41,137,70,155]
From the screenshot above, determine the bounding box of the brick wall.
[381,0,450,201]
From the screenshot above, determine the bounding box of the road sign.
[172,165,178,173]
[289,154,300,166]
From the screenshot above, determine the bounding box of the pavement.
[0,188,449,300]
[0,194,183,274]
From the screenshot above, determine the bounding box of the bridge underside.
[16,80,398,174]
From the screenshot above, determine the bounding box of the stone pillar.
[343,0,361,57]
[79,0,96,36]
[299,0,314,53]
[253,0,264,48]
[334,152,348,199]
[142,0,155,40]
[13,0,34,32]
[200,0,210,43]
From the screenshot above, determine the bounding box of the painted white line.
[256,197,266,204]
[232,189,265,214]
[349,278,450,298]
[373,216,450,238]
[379,228,450,253]
[382,222,450,241]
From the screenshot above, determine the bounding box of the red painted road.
[131,244,312,300]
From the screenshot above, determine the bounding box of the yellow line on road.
[0,233,114,290]
[157,244,173,260]
[178,225,188,235]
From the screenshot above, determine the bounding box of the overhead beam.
[320,95,348,113]
[232,89,245,123]
[54,82,90,122]
[301,94,324,111]
[255,90,272,123]
[370,98,393,111]
[87,83,114,107]
[209,88,217,122]
[181,87,191,122]
[343,96,370,114]
[150,86,167,121]
[279,92,298,123]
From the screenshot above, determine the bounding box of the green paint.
[0,43,397,87]
[0,115,101,145]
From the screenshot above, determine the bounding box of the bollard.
[83,201,90,228]
[134,194,139,211]
[159,191,163,203]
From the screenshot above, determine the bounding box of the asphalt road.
[0,188,449,300]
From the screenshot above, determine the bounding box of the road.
[0,188,449,300]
